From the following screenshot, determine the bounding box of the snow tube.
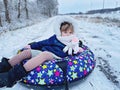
[21,45,95,86]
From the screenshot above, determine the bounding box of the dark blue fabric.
[30,35,68,58]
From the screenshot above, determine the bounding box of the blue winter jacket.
[30,35,68,58]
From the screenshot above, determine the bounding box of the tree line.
[0,0,58,27]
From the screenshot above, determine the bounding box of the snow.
[0,13,120,90]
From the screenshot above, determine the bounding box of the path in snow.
[74,15,120,89]
[0,15,120,90]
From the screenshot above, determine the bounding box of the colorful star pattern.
[71,72,77,79]
[22,45,96,86]
[73,60,78,64]
[48,70,53,77]
[70,66,75,71]
[37,72,42,78]
[38,79,45,84]
[54,70,60,76]
[42,65,47,69]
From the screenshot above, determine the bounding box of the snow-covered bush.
[0,0,58,32]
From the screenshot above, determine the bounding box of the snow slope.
[0,14,120,90]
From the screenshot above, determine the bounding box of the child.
[0,19,84,87]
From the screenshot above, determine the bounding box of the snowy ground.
[0,13,120,90]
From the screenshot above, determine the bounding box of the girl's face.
[61,29,73,36]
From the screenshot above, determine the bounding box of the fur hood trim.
[53,16,79,37]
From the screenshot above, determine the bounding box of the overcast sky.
[58,0,120,14]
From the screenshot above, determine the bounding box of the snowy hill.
[0,13,120,90]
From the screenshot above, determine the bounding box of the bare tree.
[3,0,11,23]
[52,0,58,15]
[47,0,58,17]
[35,0,58,16]
[41,0,58,17]
[0,15,2,27]
[0,2,2,27]
[36,0,39,6]
[24,0,29,19]
[17,0,21,18]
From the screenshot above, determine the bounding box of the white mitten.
[63,42,73,55]
[73,45,79,54]
[71,36,79,54]
[68,47,73,55]
[63,36,80,55]
[63,46,69,53]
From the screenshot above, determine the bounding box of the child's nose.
[67,33,71,36]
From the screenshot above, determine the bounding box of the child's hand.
[78,47,84,52]
[24,45,31,49]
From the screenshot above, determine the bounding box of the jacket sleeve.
[29,39,50,50]
[29,37,52,50]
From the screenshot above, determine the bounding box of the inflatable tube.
[21,45,96,86]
